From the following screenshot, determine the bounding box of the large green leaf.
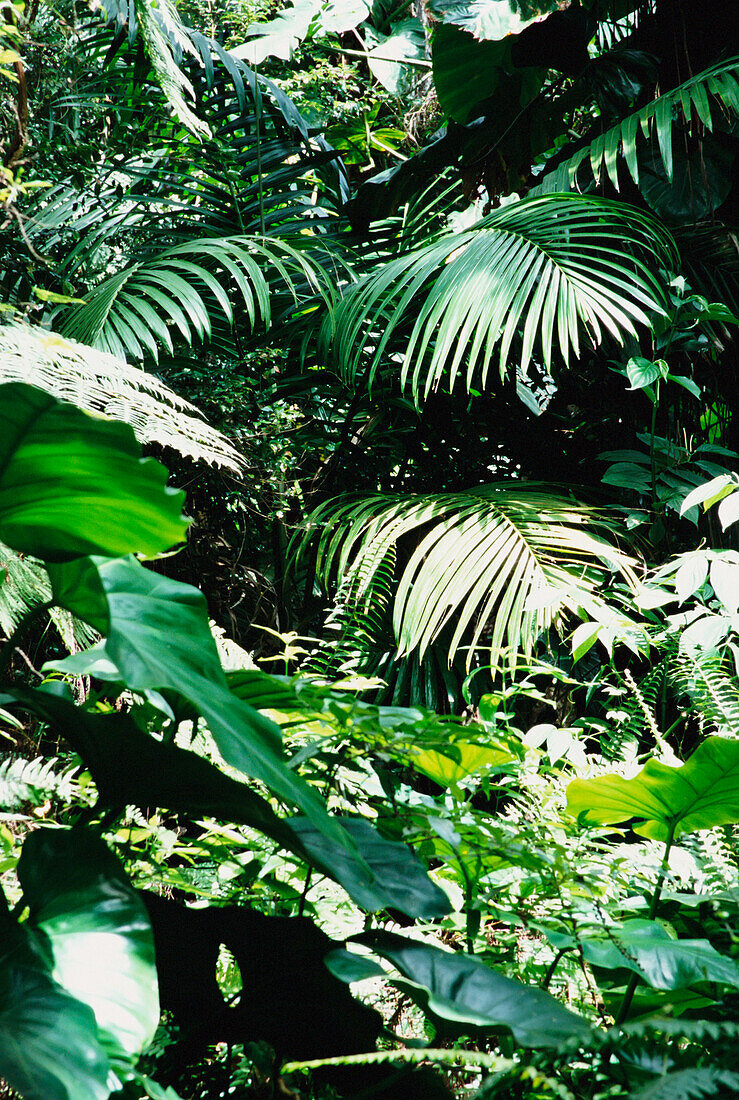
[0,383,187,562]
[18,827,159,1061]
[353,931,592,1047]
[0,949,111,1100]
[304,484,639,669]
[548,919,739,991]
[427,0,558,40]
[48,556,364,862]
[322,195,676,398]
[566,736,739,841]
[289,817,451,918]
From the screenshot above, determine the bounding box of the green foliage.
[322,194,677,397]
[566,736,739,840]
[2,2,739,1099]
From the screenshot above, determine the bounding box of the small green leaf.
[0,383,186,562]
[571,621,601,662]
[680,474,736,516]
[666,373,701,398]
[718,492,739,530]
[626,356,667,390]
[674,553,709,603]
[566,736,739,840]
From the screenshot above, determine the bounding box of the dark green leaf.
[355,931,592,1047]
[289,817,451,918]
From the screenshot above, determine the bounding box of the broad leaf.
[427,0,557,40]
[548,919,739,990]
[354,931,592,1047]
[18,827,159,1061]
[48,556,369,872]
[0,948,111,1100]
[289,817,451,918]
[0,383,186,562]
[566,736,739,840]
[407,740,517,785]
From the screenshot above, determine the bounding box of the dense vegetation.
[1,0,738,1098]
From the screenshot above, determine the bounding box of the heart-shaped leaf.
[566,736,739,840]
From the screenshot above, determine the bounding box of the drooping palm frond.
[0,320,243,469]
[534,56,739,196]
[302,484,640,670]
[56,236,333,362]
[321,194,677,402]
[93,0,210,139]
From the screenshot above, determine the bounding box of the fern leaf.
[0,320,243,470]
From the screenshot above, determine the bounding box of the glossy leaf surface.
[0,383,186,562]
[18,827,159,1060]
[356,931,592,1047]
[289,817,451,918]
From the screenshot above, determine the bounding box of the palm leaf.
[94,0,210,138]
[0,320,242,469]
[534,56,739,195]
[321,194,677,401]
[57,236,330,362]
[303,485,640,670]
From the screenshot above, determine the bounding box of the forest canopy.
[1,1,738,1098]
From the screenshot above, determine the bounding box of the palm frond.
[56,236,331,362]
[534,56,739,195]
[0,320,243,469]
[302,484,640,670]
[94,0,210,138]
[321,194,677,401]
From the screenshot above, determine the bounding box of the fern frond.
[282,1047,516,1074]
[0,321,243,470]
[534,57,739,195]
[674,649,739,738]
[632,1067,739,1100]
[0,755,83,809]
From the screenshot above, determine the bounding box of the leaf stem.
[0,600,53,679]
[614,821,676,1025]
